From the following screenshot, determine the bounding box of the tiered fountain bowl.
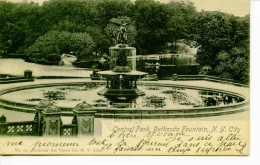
[97,44,147,100]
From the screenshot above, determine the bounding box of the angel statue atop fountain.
[110,19,130,46]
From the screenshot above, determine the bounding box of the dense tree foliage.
[192,12,249,83]
[0,0,249,83]
[215,47,249,83]
[166,1,197,53]
[133,0,170,54]
[192,11,234,68]
[26,30,95,63]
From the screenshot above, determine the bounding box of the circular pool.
[0,81,248,118]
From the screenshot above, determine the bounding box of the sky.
[188,0,249,17]
[4,0,250,17]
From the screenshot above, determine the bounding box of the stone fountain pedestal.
[97,44,147,100]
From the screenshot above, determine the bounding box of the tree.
[85,25,110,55]
[26,30,95,63]
[0,2,43,54]
[166,1,197,53]
[232,15,249,48]
[12,2,43,52]
[192,11,234,68]
[51,20,87,33]
[95,0,134,29]
[1,22,26,54]
[215,15,249,83]
[215,47,249,83]
[192,11,249,83]
[133,0,170,54]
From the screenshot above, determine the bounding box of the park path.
[0,58,92,77]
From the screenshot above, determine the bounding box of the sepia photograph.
[0,0,250,156]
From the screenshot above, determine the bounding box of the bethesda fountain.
[0,20,249,137]
[97,21,147,100]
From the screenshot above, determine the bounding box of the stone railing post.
[73,101,96,136]
[0,115,7,135]
[172,73,178,81]
[40,102,62,136]
[24,70,33,79]
[35,100,53,136]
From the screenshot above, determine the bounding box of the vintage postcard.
[0,0,249,155]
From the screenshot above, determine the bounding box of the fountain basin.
[0,80,248,118]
